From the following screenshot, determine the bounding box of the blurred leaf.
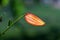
[1,0,10,7]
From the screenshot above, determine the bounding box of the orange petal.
[24,12,45,26]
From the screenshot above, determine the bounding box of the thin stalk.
[0,14,25,36]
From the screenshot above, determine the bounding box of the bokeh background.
[0,0,60,40]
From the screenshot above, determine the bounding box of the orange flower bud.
[25,12,45,26]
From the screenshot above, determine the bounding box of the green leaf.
[8,20,12,26]
[1,0,10,7]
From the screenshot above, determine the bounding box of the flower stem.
[0,14,25,36]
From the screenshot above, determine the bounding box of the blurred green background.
[0,0,60,40]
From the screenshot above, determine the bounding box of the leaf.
[8,20,12,26]
[1,0,10,7]
[11,0,26,18]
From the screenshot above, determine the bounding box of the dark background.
[0,0,60,40]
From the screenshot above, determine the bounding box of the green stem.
[1,14,25,36]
